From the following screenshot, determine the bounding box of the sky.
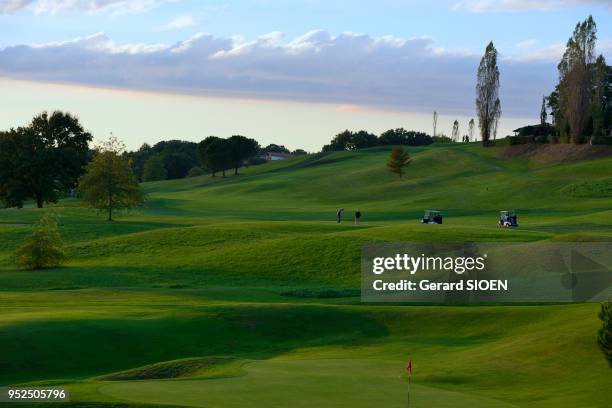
[0,0,611,151]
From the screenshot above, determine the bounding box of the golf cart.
[498,211,518,228]
[422,210,443,224]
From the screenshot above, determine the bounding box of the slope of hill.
[2,143,612,289]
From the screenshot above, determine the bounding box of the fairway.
[1,144,611,407]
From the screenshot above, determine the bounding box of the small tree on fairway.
[78,136,144,221]
[387,146,411,179]
[15,213,65,270]
[598,301,612,367]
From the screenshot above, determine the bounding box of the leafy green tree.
[199,136,232,177]
[387,146,411,179]
[15,213,65,270]
[198,136,223,177]
[476,42,502,147]
[0,128,30,208]
[349,130,378,149]
[598,302,612,367]
[322,130,379,151]
[322,130,354,151]
[198,136,220,176]
[78,136,144,221]
[228,135,260,175]
[164,152,195,179]
[128,143,153,180]
[263,144,290,154]
[379,129,432,146]
[0,111,92,208]
[143,155,167,181]
[127,140,201,180]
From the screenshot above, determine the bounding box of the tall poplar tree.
[476,42,501,147]
[557,16,597,143]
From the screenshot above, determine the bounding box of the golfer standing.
[355,209,362,225]
[337,208,344,224]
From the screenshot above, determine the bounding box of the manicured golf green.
[0,143,611,407]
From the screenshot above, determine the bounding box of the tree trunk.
[222,169,226,178]
[235,167,239,175]
[108,189,113,222]
[36,194,43,209]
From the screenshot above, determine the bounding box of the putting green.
[98,358,517,408]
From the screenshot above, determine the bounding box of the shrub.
[15,213,65,270]
[598,302,612,367]
[187,166,205,178]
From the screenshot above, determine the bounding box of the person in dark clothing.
[337,208,344,224]
[355,209,362,225]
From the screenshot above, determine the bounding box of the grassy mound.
[562,178,612,198]
[98,357,238,381]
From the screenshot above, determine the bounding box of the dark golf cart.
[422,210,443,224]
[498,211,518,227]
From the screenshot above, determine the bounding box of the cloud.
[156,14,196,31]
[0,0,177,15]
[0,30,593,117]
[515,39,537,49]
[454,0,611,12]
[0,0,35,13]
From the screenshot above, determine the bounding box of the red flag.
[406,359,412,383]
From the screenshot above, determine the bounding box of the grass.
[0,143,611,407]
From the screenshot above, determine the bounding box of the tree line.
[546,16,611,144]
[464,15,609,147]
[0,112,301,208]
[198,135,260,177]
[129,139,306,182]
[322,128,438,151]
[509,16,610,145]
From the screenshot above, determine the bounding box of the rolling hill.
[0,143,611,407]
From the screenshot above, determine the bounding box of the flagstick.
[407,379,411,408]
[406,358,412,408]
